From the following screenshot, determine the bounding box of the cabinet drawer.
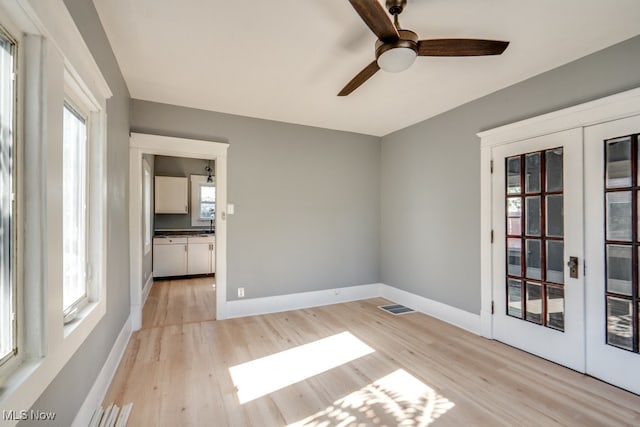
[153,237,188,245]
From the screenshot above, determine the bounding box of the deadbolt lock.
[567,256,579,279]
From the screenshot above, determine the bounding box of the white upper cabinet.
[155,176,188,214]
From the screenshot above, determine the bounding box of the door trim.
[129,133,229,330]
[479,86,640,339]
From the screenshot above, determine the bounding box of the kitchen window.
[190,174,215,227]
[0,27,16,366]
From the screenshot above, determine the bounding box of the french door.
[492,128,585,372]
[491,115,640,394]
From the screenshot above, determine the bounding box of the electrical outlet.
[238,287,245,298]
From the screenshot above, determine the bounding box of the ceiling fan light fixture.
[377,47,417,72]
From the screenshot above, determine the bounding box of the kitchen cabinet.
[153,237,187,277]
[155,176,188,214]
[187,236,215,275]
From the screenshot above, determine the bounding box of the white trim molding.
[142,275,154,308]
[129,133,229,329]
[379,285,481,335]
[225,284,381,319]
[71,315,132,427]
[478,86,640,340]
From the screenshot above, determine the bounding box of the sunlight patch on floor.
[229,331,375,404]
[288,369,454,426]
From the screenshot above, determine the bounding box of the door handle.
[567,256,579,279]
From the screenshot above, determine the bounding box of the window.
[190,174,215,227]
[199,185,216,220]
[62,103,88,312]
[0,28,16,365]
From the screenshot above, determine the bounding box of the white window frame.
[143,159,152,254]
[0,0,111,416]
[190,174,216,227]
[0,24,17,370]
[61,98,89,317]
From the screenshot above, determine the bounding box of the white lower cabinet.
[154,235,215,277]
[153,237,187,277]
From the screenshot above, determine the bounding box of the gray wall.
[21,0,131,425]
[142,154,154,285]
[131,101,381,301]
[154,155,214,230]
[380,35,640,314]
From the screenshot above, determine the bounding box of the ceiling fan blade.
[338,61,380,96]
[418,39,509,56]
[348,0,399,41]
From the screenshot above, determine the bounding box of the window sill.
[0,298,105,420]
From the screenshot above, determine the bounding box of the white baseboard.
[71,314,132,427]
[379,284,481,335]
[225,283,382,319]
[142,275,154,307]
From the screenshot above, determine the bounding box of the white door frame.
[479,87,640,339]
[129,133,230,330]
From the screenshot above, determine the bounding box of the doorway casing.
[129,133,229,330]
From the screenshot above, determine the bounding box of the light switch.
[227,203,235,215]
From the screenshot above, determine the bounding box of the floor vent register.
[378,304,416,315]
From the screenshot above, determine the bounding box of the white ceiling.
[93,0,640,137]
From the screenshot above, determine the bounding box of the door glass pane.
[526,239,541,280]
[525,196,541,236]
[526,282,543,324]
[547,285,565,331]
[507,197,521,236]
[507,238,521,277]
[508,279,522,318]
[606,245,632,296]
[546,240,564,284]
[606,191,632,241]
[525,153,541,193]
[606,137,632,188]
[546,148,563,192]
[607,296,633,351]
[546,195,563,237]
[507,157,521,194]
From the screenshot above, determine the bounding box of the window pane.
[606,138,632,189]
[507,238,521,277]
[525,153,541,193]
[525,196,541,236]
[607,296,633,351]
[546,148,563,192]
[606,191,632,242]
[200,202,215,220]
[547,285,564,331]
[63,104,87,311]
[525,282,543,324]
[606,245,632,296]
[525,239,541,280]
[201,185,215,203]
[506,157,520,194]
[508,279,522,318]
[546,195,563,238]
[546,240,564,284]
[0,32,15,361]
[506,197,521,235]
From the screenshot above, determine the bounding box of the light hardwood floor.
[104,280,640,426]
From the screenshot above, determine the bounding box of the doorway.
[129,133,229,330]
[480,88,640,395]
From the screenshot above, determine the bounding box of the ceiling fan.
[338,0,510,96]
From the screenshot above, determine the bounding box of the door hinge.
[491,301,495,315]
[490,160,494,174]
[491,229,494,244]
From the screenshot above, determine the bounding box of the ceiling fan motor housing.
[386,0,407,16]
[375,29,418,59]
